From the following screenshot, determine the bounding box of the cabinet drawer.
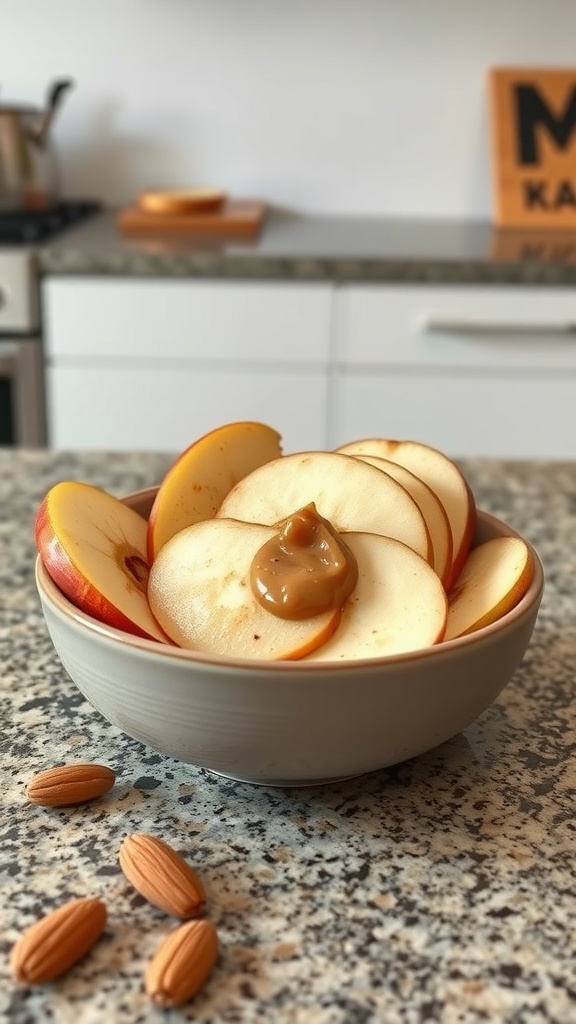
[43,279,332,363]
[46,366,328,453]
[329,371,576,459]
[336,285,576,371]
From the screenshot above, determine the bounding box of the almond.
[119,833,206,919]
[26,763,115,807]
[10,897,107,984]
[145,919,218,1008]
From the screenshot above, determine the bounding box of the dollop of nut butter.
[250,502,358,620]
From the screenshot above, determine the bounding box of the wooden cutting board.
[117,201,266,240]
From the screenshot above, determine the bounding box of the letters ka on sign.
[489,68,576,228]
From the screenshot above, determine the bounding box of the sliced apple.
[148,518,341,660]
[304,532,447,661]
[443,537,534,641]
[35,482,169,642]
[335,438,475,589]
[341,452,453,586]
[147,420,283,562]
[217,451,432,564]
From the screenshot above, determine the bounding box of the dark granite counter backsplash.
[1,449,576,1023]
[35,207,576,284]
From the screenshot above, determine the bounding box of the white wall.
[2,0,575,218]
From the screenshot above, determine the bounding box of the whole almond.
[119,833,206,919]
[26,763,115,807]
[145,919,218,1008]
[10,897,107,984]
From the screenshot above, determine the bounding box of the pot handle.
[47,78,74,111]
[31,78,74,147]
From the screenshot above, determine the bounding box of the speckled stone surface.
[1,450,575,1023]
[36,207,576,284]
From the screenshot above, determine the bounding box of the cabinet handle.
[422,317,576,337]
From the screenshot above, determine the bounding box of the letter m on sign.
[516,83,576,164]
[489,67,576,228]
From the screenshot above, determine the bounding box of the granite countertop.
[2,449,576,1023]
[35,206,576,284]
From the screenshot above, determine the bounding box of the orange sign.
[489,68,576,228]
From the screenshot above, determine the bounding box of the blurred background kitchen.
[1,0,575,458]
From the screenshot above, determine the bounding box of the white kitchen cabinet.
[330,284,576,458]
[43,278,332,453]
[46,365,327,453]
[330,372,576,459]
[43,276,576,459]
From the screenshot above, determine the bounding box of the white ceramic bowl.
[35,488,544,787]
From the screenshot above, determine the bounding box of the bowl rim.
[35,505,545,674]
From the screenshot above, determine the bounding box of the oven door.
[0,336,46,446]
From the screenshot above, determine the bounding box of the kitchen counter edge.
[34,207,576,285]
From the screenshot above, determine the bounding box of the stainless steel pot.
[0,79,73,212]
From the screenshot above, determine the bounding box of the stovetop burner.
[0,200,101,245]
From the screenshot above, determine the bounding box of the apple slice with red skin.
[35,481,169,643]
[303,532,447,661]
[148,518,341,660]
[335,438,475,590]
[342,452,453,587]
[217,451,433,564]
[147,420,283,562]
[443,537,534,641]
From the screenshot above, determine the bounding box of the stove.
[0,199,101,245]
[0,198,102,446]
[0,201,100,444]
